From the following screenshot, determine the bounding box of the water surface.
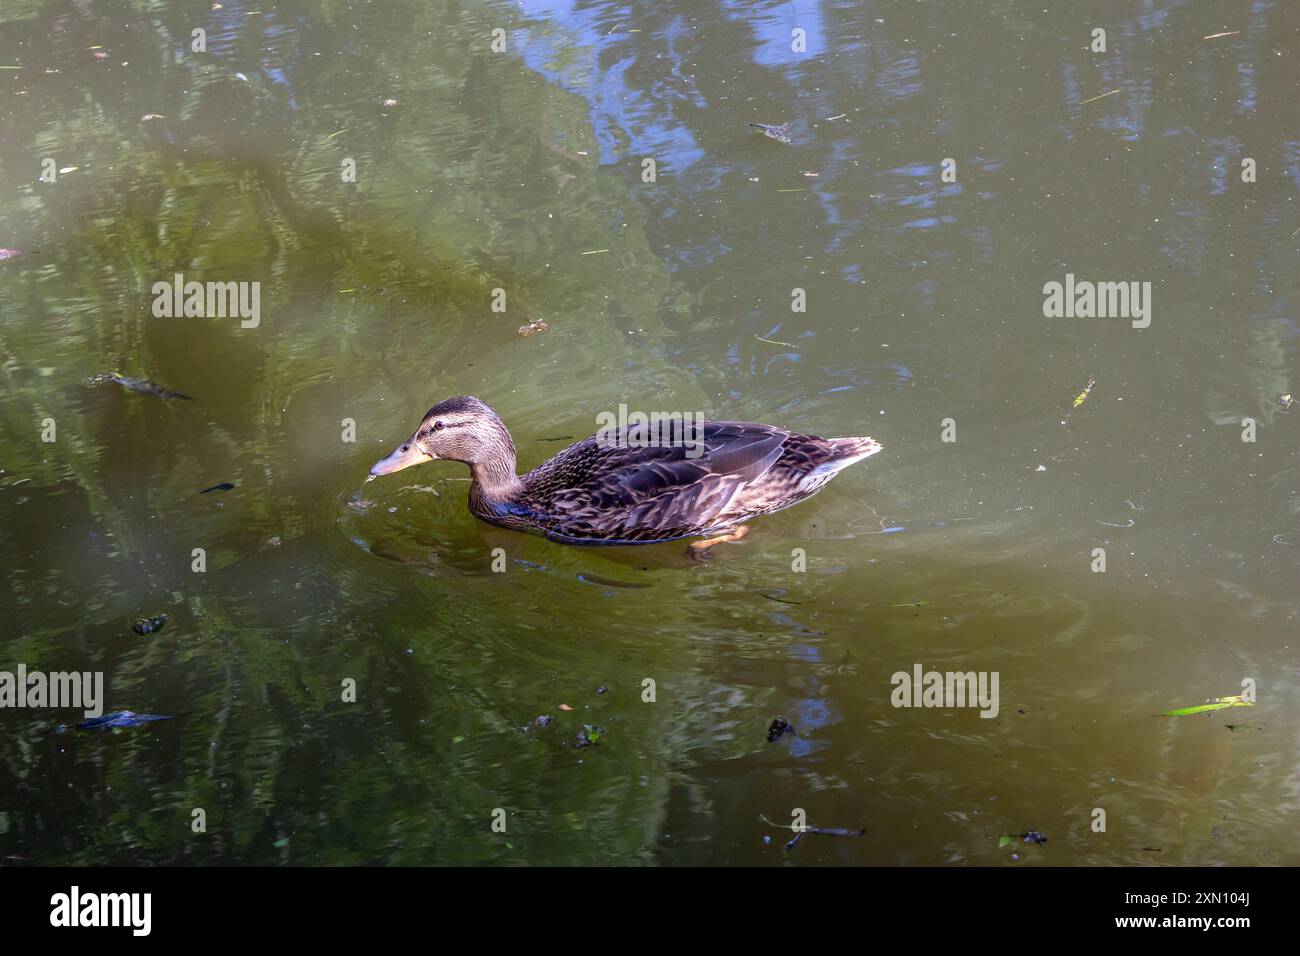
[1,0,1297,865]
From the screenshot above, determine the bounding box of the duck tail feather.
[830,437,882,463]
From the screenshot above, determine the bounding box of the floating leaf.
[574,723,605,747]
[1073,375,1097,408]
[749,122,793,144]
[1162,695,1253,717]
[766,717,794,742]
[88,373,193,400]
[131,614,168,635]
[78,711,173,730]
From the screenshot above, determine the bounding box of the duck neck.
[469,453,522,502]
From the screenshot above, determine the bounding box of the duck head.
[370,396,517,477]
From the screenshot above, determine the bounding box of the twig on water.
[1077,89,1120,106]
[759,814,866,851]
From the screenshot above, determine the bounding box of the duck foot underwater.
[369,396,882,548]
[687,523,750,561]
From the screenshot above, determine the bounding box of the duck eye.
[433,420,445,431]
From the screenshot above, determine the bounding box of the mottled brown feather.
[470,420,880,545]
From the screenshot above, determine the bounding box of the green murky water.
[1,1,1297,865]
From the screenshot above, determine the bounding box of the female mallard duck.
[370,396,881,554]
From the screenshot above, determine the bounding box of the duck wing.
[528,421,789,541]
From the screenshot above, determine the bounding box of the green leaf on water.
[451,735,465,744]
[1162,695,1253,717]
[998,834,1013,848]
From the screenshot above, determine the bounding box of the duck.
[369,396,881,555]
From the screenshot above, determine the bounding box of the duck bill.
[370,441,434,476]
